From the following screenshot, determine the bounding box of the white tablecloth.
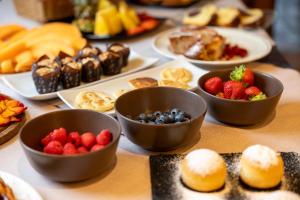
[0,1,299,200]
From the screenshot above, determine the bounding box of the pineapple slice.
[119,1,140,31]
[94,12,110,36]
[98,0,114,10]
[100,6,122,35]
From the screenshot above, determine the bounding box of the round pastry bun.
[240,144,284,189]
[181,149,227,192]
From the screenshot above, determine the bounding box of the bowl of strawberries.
[198,65,283,126]
[19,109,121,182]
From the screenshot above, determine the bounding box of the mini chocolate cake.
[80,56,102,82]
[108,43,130,66]
[99,51,123,75]
[59,53,82,89]
[76,45,102,59]
[32,56,61,94]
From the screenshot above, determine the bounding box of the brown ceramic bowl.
[198,70,283,126]
[20,109,121,182]
[115,87,207,151]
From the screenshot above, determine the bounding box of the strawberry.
[250,92,267,101]
[77,146,88,154]
[41,133,52,146]
[81,132,96,149]
[245,86,261,98]
[216,92,224,98]
[50,128,67,145]
[96,129,112,145]
[63,143,78,155]
[140,19,159,30]
[43,141,63,155]
[91,144,105,152]
[204,77,223,95]
[127,26,145,36]
[230,65,254,86]
[67,131,81,147]
[223,80,245,99]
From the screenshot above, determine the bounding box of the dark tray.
[127,0,199,8]
[150,152,300,200]
[82,18,165,41]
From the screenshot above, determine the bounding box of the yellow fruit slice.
[94,12,110,36]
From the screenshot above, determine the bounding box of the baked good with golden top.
[240,144,284,189]
[128,77,158,89]
[181,149,227,192]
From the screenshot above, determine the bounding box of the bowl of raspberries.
[20,109,121,182]
[198,65,283,125]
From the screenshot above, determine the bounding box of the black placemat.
[150,152,300,200]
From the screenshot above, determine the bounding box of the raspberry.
[77,146,88,154]
[41,133,52,146]
[91,144,105,152]
[63,143,78,155]
[50,128,67,145]
[67,131,81,147]
[81,132,96,149]
[96,129,112,145]
[43,141,63,155]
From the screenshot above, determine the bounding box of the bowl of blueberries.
[115,87,207,151]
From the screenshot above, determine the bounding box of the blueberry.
[175,113,184,122]
[155,118,164,124]
[170,108,180,115]
[146,113,156,121]
[158,115,166,123]
[153,111,162,117]
[168,114,175,123]
[138,113,147,121]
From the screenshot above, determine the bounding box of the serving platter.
[1,51,158,100]
[57,59,208,114]
[0,171,43,200]
[152,27,272,68]
[150,152,300,200]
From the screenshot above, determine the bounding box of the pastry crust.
[128,77,158,89]
[180,149,227,192]
[75,91,115,112]
[160,67,192,83]
[0,178,16,200]
[158,79,190,90]
[240,145,284,189]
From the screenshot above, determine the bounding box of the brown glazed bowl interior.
[198,70,284,126]
[20,109,121,182]
[115,87,207,151]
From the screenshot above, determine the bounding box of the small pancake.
[75,91,115,112]
[128,77,158,89]
[161,67,192,83]
[158,79,190,90]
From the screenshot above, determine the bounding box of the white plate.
[2,51,158,100]
[58,59,208,114]
[152,27,272,68]
[0,171,43,200]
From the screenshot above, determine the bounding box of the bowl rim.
[19,109,121,158]
[115,86,207,127]
[197,69,284,103]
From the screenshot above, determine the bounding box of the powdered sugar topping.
[185,149,225,176]
[242,144,279,169]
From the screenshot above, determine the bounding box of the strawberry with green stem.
[230,64,254,86]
